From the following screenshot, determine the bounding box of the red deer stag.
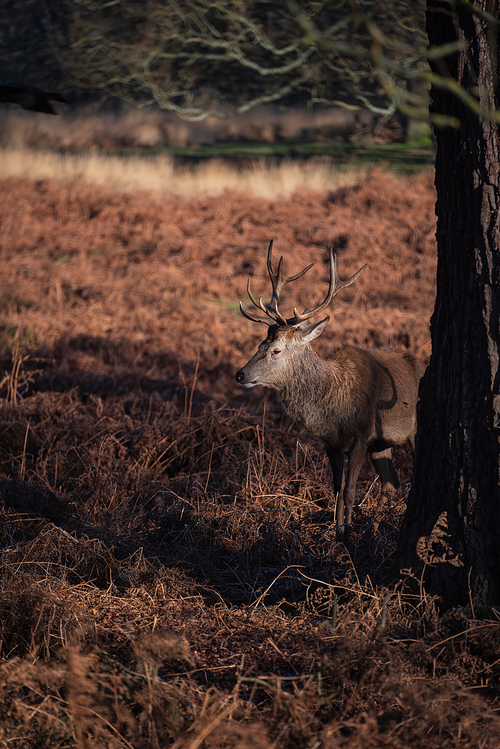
[235,241,424,533]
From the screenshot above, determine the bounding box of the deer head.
[235,241,367,389]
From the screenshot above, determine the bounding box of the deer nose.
[235,369,245,383]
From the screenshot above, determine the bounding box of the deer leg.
[323,443,344,520]
[343,439,367,527]
[370,447,399,524]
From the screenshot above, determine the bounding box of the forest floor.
[0,159,499,748]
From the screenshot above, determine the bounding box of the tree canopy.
[34,0,431,121]
[4,0,499,131]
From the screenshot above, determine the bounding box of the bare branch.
[62,0,500,126]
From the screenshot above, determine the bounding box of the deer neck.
[280,346,341,426]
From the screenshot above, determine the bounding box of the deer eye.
[270,348,281,356]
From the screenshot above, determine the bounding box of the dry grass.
[0,163,499,748]
[0,147,366,197]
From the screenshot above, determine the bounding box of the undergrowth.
[1,359,500,748]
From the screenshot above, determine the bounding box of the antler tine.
[246,278,269,316]
[265,239,314,324]
[239,300,269,325]
[287,248,367,325]
[240,274,280,325]
[266,239,313,286]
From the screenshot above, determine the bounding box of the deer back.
[368,349,425,450]
[281,343,422,452]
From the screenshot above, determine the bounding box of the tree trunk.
[393,1,500,610]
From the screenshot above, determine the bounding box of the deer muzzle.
[235,367,257,388]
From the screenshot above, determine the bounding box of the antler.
[239,240,313,325]
[287,248,367,325]
[239,240,367,326]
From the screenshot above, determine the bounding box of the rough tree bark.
[393,0,500,610]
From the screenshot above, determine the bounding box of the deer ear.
[297,316,330,342]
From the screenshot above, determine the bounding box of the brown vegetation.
[0,162,499,748]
